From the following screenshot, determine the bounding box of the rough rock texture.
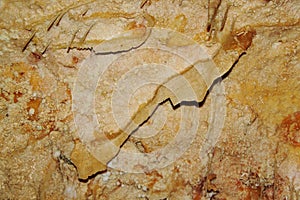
[0,0,299,199]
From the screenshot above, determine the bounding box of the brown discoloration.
[135,140,150,153]
[103,130,123,141]
[86,179,101,199]
[72,56,79,64]
[13,92,23,103]
[42,116,56,133]
[280,111,300,146]
[193,174,218,199]
[0,91,10,102]
[7,63,29,82]
[124,21,146,31]
[28,52,42,63]
[262,185,275,200]
[143,12,156,27]
[145,170,164,189]
[27,98,42,121]
[221,27,256,51]
[244,187,261,200]
[235,179,262,200]
[206,173,217,192]
[235,29,256,50]
[193,178,204,200]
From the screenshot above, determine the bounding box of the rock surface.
[0,0,299,199]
